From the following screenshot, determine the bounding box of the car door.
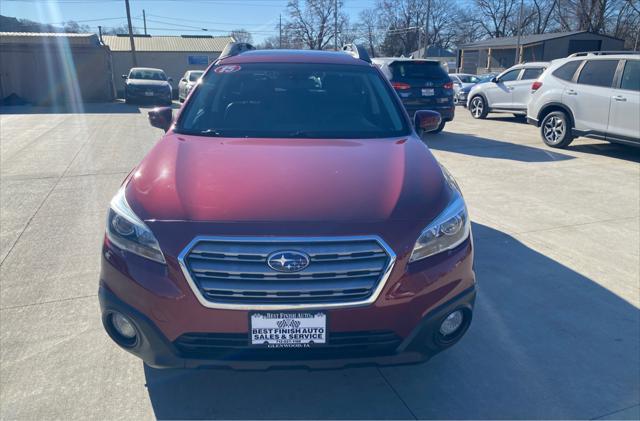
[563,59,619,134]
[607,59,640,142]
[484,68,521,109]
[511,67,545,110]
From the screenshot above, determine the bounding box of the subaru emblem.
[267,250,310,273]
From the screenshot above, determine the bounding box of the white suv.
[467,62,549,119]
[527,52,640,148]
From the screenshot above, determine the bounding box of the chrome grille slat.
[180,236,394,307]
[188,257,387,277]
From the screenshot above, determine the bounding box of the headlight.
[409,170,470,262]
[106,187,165,264]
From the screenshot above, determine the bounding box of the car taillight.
[531,81,543,92]
[392,82,411,90]
[443,81,453,89]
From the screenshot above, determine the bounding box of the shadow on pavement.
[567,142,640,163]
[143,223,639,420]
[426,132,574,162]
[0,101,181,115]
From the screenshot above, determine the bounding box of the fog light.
[439,310,464,336]
[111,312,137,339]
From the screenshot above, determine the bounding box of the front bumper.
[99,284,476,369]
[99,227,475,369]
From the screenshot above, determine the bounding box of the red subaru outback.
[99,43,476,369]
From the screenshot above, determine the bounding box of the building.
[410,46,457,72]
[0,32,115,105]
[457,31,625,74]
[101,34,233,97]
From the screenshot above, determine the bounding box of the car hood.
[127,80,170,87]
[125,133,450,223]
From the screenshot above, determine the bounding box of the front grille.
[174,330,402,360]
[180,237,393,306]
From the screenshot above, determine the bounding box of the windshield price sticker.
[250,312,327,348]
[214,64,242,74]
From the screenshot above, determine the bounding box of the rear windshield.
[129,69,166,81]
[177,63,410,139]
[390,61,448,80]
[189,71,204,82]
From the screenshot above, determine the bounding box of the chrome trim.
[177,235,397,310]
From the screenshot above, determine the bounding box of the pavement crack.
[0,294,96,311]
[590,403,640,420]
[377,367,419,420]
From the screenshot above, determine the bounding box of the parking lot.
[1,103,638,420]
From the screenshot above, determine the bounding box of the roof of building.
[221,49,372,66]
[0,32,100,46]
[102,34,234,52]
[410,46,456,58]
[460,30,624,49]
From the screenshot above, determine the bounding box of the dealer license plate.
[250,311,327,348]
[145,91,154,96]
[422,88,435,96]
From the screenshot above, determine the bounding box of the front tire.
[469,96,488,119]
[541,111,574,148]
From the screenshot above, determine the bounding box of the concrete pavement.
[1,103,638,419]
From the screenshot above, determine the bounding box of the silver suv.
[467,62,549,119]
[527,52,639,148]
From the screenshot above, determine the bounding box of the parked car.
[456,73,497,106]
[527,52,639,148]
[467,62,549,119]
[178,70,204,103]
[123,67,172,105]
[99,43,476,369]
[373,57,455,133]
[450,73,481,103]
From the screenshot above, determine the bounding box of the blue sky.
[2,0,376,43]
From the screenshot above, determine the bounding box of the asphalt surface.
[1,103,639,420]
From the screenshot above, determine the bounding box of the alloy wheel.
[543,115,565,144]
[470,98,483,118]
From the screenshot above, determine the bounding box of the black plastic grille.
[174,330,402,360]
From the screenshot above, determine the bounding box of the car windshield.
[478,74,495,83]
[177,63,409,139]
[458,75,480,83]
[129,70,167,80]
[189,71,204,82]
[390,61,448,80]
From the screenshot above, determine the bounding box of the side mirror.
[148,107,173,132]
[167,77,173,82]
[414,110,442,134]
[491,76,498,83]
[180,78,187,82]
[122,74,128,79]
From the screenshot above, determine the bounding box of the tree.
[285,0,347,49]
[356,8,382,56]
[102,24,139,35]
[230,29,253,44]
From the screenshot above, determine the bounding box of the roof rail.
[342,44,372,63]
[215,42,255,63]
[568,50,639,57]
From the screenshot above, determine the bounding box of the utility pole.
[334,0,338,50]
[279,14,282,49]
[515,0,524,64]
[125,0,137,66]
[98,25,103,43]
[143,9,147,35]
[424,0,431,58]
